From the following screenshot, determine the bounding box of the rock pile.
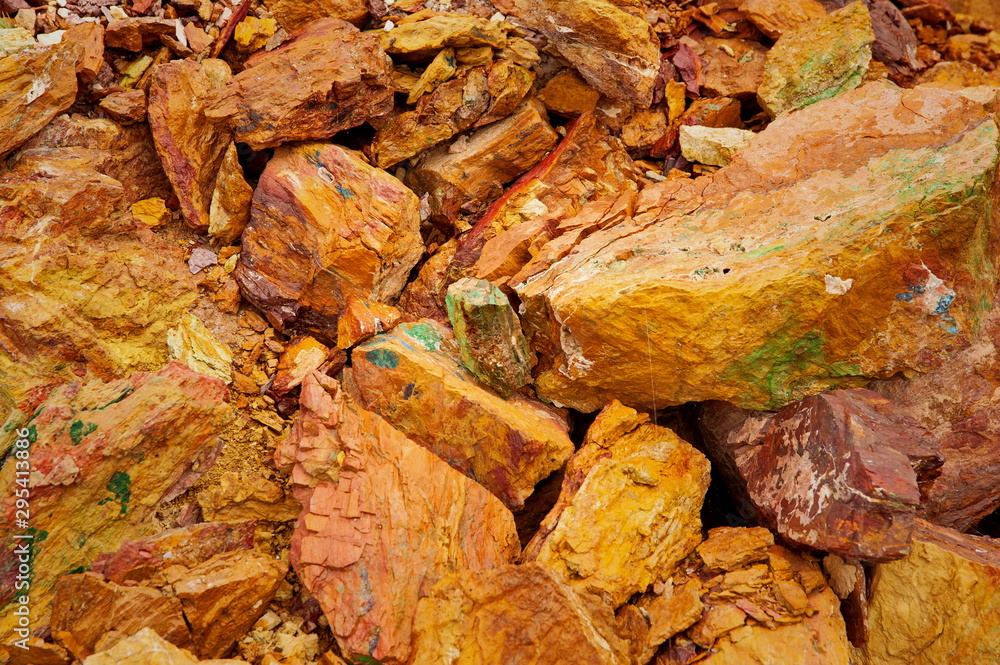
[3,0,1000,664]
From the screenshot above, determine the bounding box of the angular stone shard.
[336,297,403,350]
[538,69,601,117]
[270,336,331,395]
[692,37,769,100]
[276,373,519,664]
[0,363,232,641]
[381,13,508,57]
[235,142,422,342]
[196,471,301,522]
[523,400,711,607]
[166,313,233,384]
[679,125,755,166]
[857,519,1000,665]
[97,89,147,125]
[405,99,559,223]
[148,59,232,232]
[494,0,661,105]
[445,277,533,398]
[208,142,253,246]
[173,550,287,658]
[409,563,631,665]
[739,0,827,37]
[205,19,393,149]
[515,82,1000,412]
[262,0,368,31]
[699,390,943,560]
[757,2,875,117]
[350,320,575,510]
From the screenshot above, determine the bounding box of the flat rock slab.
[515,82,1000,411]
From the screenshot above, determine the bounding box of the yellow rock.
[234,16,277,53]
[130,197,171,227]
[166,313,233,384]
[208,142,253,246]
[524,400,711,606]
[406,47,457,104]
[380,13,508,57]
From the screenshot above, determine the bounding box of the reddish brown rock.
[3,638,71,665]
[52,573,192,652]
[738,0,826,37]
[148,59,233,232]
[523,401,711,607]
[336,297,403,350]
[494,0,661,105]
[173,550,287,658]
[89,522,256,584]
[97,89,148,125]
[263,0,369,31]
[405,100,559,223]
[686,36,768,100]
[369,59,534,168]
[208,142,253,246]
[0,363,232,641]
[276,373,519,664]
[409,563,631,665]
[698,390,943,561]
[235,142,421,342]
[0,25,101,159]
[105,17,192,55]
[350,320,575,510]
[205,19,393,150]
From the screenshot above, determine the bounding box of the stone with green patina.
[444,277,533,398]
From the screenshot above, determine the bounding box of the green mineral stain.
[69,420,97,444]
[98,471,132,515]
[93,387,134,411]
[68,566,87,574]
[365,348,399,369]
[403,322,443,352]
[351,655,384,665]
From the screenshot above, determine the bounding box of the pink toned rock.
[276,372,519,665]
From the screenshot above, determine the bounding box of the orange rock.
[738,0,827,38]
[690,36,769,99]
[696,527,775,571]
[276,373,518,664]
[263,0,369,31]
[196,472,301,522]
[205,19,393,150]
[148,59,233,232]
[208,142,253,246]
[173,550,288,658]
[336,297,403,350]
[3,638,70,665]
[97,89,147,125]
[524,401,711,607]
[350,320,574,510]
[537,69,601,117]
[234,142,421,342]
[409,563,631,665]
[270,336,331,395]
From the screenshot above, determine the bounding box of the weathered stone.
[97,89,147,125]
[524,400,711,607]
[915,60,1000,87]
[80,627,245,665]
[758,2,874,117]
[3,638,71,665]
[0,25,98,159]
[537,69,601,117]
[870,295,1000,530]
[0,152,197,389]
[445,277,533,398]
[696,527,775,571]
[166,314,233,384]
[857,519,1000,665]
[234,142,421,342]
[701,390,943,561]
[950,0,1000,24]
[738,0,827,38]
[406,47,458,104]
[494,0,661,105]
[197,472,301,522]
[148,59,232,232]
[514,82,1000,411]
[90,522,255,584]
[8,112,172,206]
[271,336,331,395]
[173,550,287,658]
[689,36,769,100]
[861,0,920,78]
[406,99,558,223]
[105,17,190,54]
[234,16,276,52]
[0,27,35,58]
[262,0,368,31]
[381,13,508,57]
[208,142,253,246]
[0,363,232,641]
[409,563,631,665]
[52,573,191,652]
[679,125,755,166]
[130,197,171,227]
[350,320,574,510]
[205,19,393,150]
[336,297,403,350]
[276,373,518,664]
[369,59,534,168]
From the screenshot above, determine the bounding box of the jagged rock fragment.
[270,337,330,395]
[0,363,232,641]
[381,13,508,57]
[739,0,827,38]
[234,16,276,52]
[205,19,393,149]
[208,142,253,246]
[197,472,301,522]
[524,400,711,606]
[538,69,601,116]
[445,277,533,397]
[130,197,171,227]
[235,142,421,342]
[80,627,245,665]
[262,0,368,31]
[679,125,755,166]
[166,314,233,384]
[409,563,631,665]
[336,297,403,350]
[687,36,769,99]
[276,373,519,664]
[515,82,1000,411]
[350,320,574,510]
[758,2,875,117]
[494,0,661,105]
